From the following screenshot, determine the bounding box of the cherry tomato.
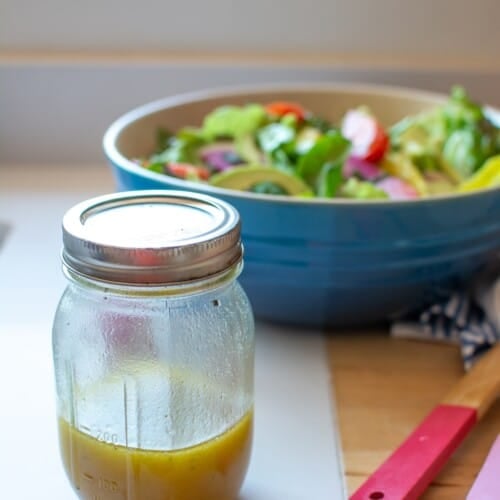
[167,162,210,180]
[341,110,389,163]
[265,101,307,121]
[365,126,390,163]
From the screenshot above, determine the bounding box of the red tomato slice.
[167,163,210,180]
[341,110,389,163]
[365,126,389,163]
[265,101,307,121]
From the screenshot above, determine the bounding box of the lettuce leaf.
[341,178,388,199]
[257,123,295,153]
[390,86,500,181]
[296,131,351,190]
[203,104,267,140]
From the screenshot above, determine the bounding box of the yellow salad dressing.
[59,410,252,500]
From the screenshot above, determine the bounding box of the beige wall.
[1,0,499,65]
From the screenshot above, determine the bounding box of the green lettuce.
[341,178,388,199]
[202,104,267,140]
[390,86,500,180]
[296,130,351,195]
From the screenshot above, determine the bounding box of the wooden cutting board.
[327,332,500,499]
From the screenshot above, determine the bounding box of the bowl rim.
[103,81,500,206]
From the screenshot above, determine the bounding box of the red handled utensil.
[350,343,500,500]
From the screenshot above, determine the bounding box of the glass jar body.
[52,270,254,500]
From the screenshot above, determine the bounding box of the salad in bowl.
[134,87,500,201]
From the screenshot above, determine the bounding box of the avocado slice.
[209,165,313,196]
[236,135,268,165]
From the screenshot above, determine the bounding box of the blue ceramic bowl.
[103,83,500,327]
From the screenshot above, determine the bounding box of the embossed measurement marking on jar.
[98,477,119,492]
[81,472,120,495]
[96,430,119,445]
[79,425,119,445]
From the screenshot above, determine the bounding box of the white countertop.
[0,165,345,499]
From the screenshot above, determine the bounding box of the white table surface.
[0,165,346,499]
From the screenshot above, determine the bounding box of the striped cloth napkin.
[392,259,500,370]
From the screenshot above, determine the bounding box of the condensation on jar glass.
[52,190,255,500]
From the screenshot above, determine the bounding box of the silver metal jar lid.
[62,190,242,285]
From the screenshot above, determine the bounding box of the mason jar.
[52,190,255,500]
